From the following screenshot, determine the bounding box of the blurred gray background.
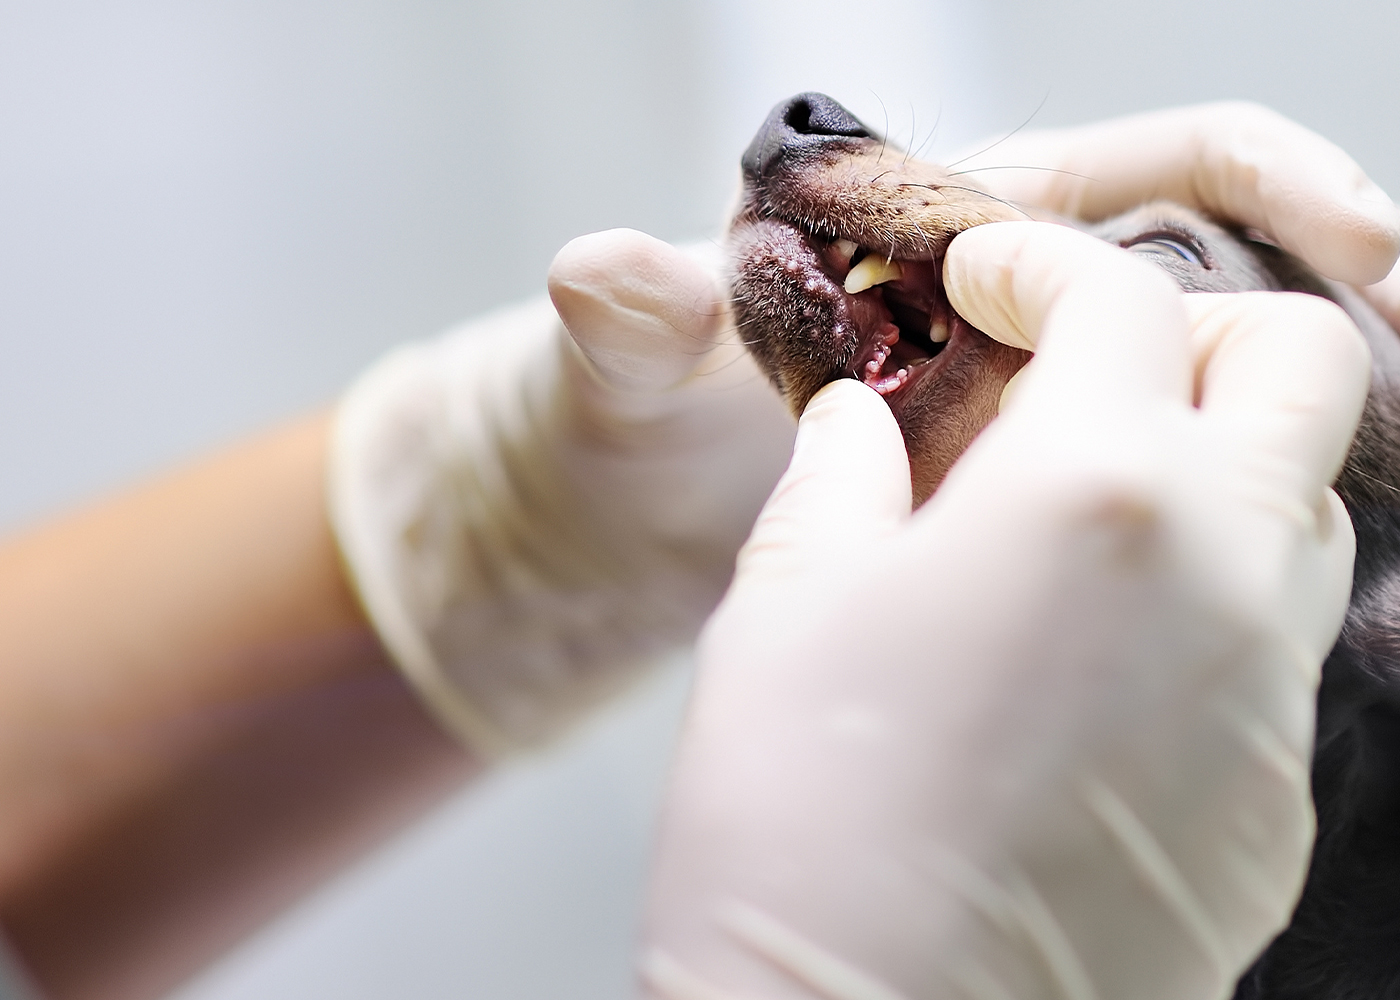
[0,0,1396,997]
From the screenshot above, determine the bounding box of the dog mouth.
[731,186,1030,500]
[798,229,975,408]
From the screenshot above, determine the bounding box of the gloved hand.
[328,231,795,753]
[641,222,1371,1000]
[956,100,1400,347]
[955,101,1399,288]
[328,103,1398,760]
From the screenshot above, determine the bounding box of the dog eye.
[1125,233,1204,266]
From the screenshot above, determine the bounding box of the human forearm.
[0,413,476,1000]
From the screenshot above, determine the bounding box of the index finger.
[954,102,1400,286]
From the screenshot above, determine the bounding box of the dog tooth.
[833,239,858,264]
[930,316,950,343]
[843,255,903,294]
[871,372,905,395]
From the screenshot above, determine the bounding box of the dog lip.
[752,193,953,266]
[733,212,984,411]
[804,221,945,267]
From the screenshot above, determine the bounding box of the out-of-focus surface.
[0,0,713,528]
[0,0,1395,997]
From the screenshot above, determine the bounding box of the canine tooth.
[833,238,858,264]
[844,255,903,294]
[930,316,950,343]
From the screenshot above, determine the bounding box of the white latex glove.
[329,231,794,753]
[955,102,1400,287]
[961,100,1400,349]
[642,222,1370,1000]
[328,103,1398,758]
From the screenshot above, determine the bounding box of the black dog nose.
[741,92,875,179]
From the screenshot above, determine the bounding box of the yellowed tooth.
[843,255,903,294]
[929,316,950,343]
[833,238,858,264]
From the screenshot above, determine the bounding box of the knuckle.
[1032,449,1165,527]
[1052,472,1171,566]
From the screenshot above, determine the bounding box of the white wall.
[967,0,1400,196]
[0,1,1396,997]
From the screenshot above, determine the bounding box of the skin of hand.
[0,416,477,1000]
[0,234,796,1000]
[0,104,1394,1000]
[641,222,1370,1000]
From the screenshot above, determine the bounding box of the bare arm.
[0,413,477,1000]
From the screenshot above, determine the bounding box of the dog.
[730,92,1400,1000]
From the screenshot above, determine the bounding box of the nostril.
[783,94,871,139]
[742,92,875,179]
[784,98,816,134]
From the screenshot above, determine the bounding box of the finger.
[943,222,1191,410]
[1309,488,1359,661]
[734,380,910,584]
[548,228,725,392]
[956,102,1400,285]
[1358,264,1400,332]
[1186,292,1371,503]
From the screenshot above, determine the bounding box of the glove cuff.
[328,298,673,756]
[328,306,524,755]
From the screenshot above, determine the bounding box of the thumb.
[548,228,724,392]
[1359,264,1400,332]
[734,379,911,586]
